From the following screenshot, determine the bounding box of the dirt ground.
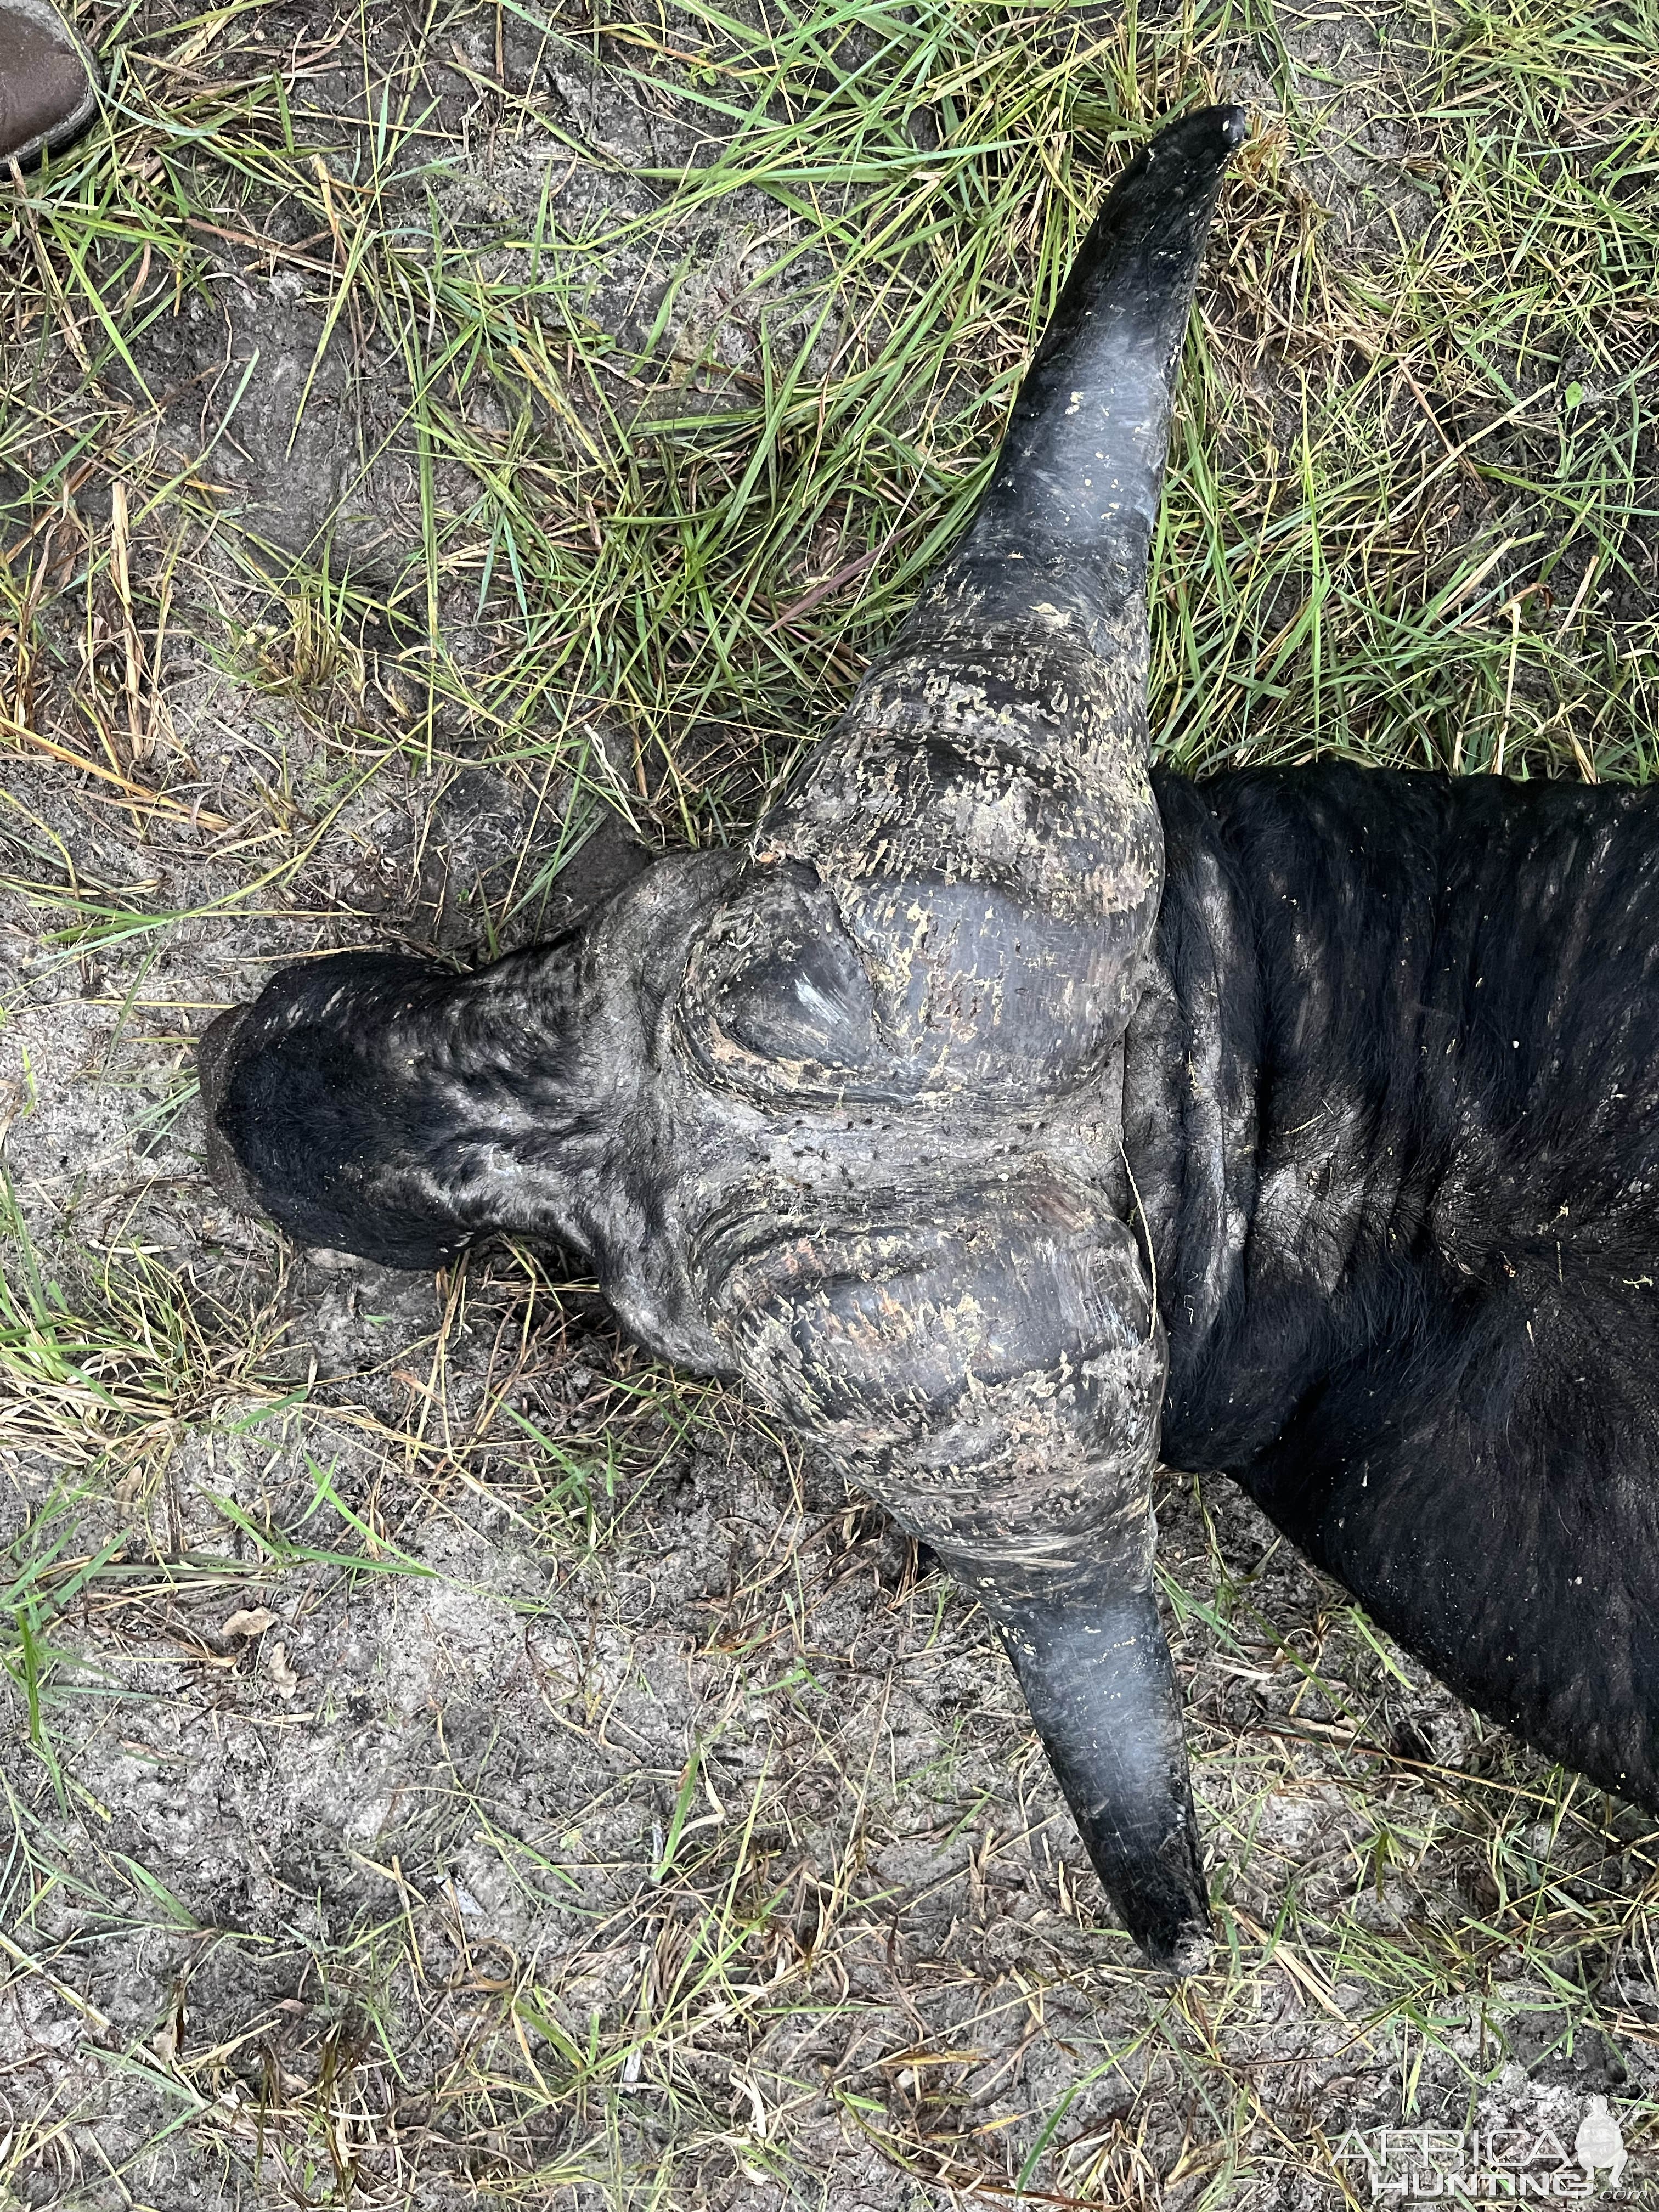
[2,1,1657,2207]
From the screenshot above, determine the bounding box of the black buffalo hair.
[1133,760,1659,1803]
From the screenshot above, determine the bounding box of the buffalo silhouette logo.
[1576,2099,1627,2191]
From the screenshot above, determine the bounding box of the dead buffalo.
[198,105,1659,1973]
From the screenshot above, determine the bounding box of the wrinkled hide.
[196,105,1659,1973]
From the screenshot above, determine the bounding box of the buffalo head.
[199,108,1249,1974]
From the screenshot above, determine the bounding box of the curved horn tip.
[1172,1929,1211,1977]
[998,1588,1212,1974]
[1140,1909,1211,1982]
[1152,104,1248,161]
[1086,1806,1211,1979]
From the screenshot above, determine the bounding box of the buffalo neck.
[1128,759,1658,1472]
[1128,761,1469,1467]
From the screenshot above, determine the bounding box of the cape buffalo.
[198,106,1659,1972]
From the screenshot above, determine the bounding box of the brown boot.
[0,1,98,168]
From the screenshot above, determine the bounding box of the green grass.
[0,0,1656,2205]
[12,0,1653,847]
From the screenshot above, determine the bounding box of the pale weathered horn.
[198,106,1246,1974]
